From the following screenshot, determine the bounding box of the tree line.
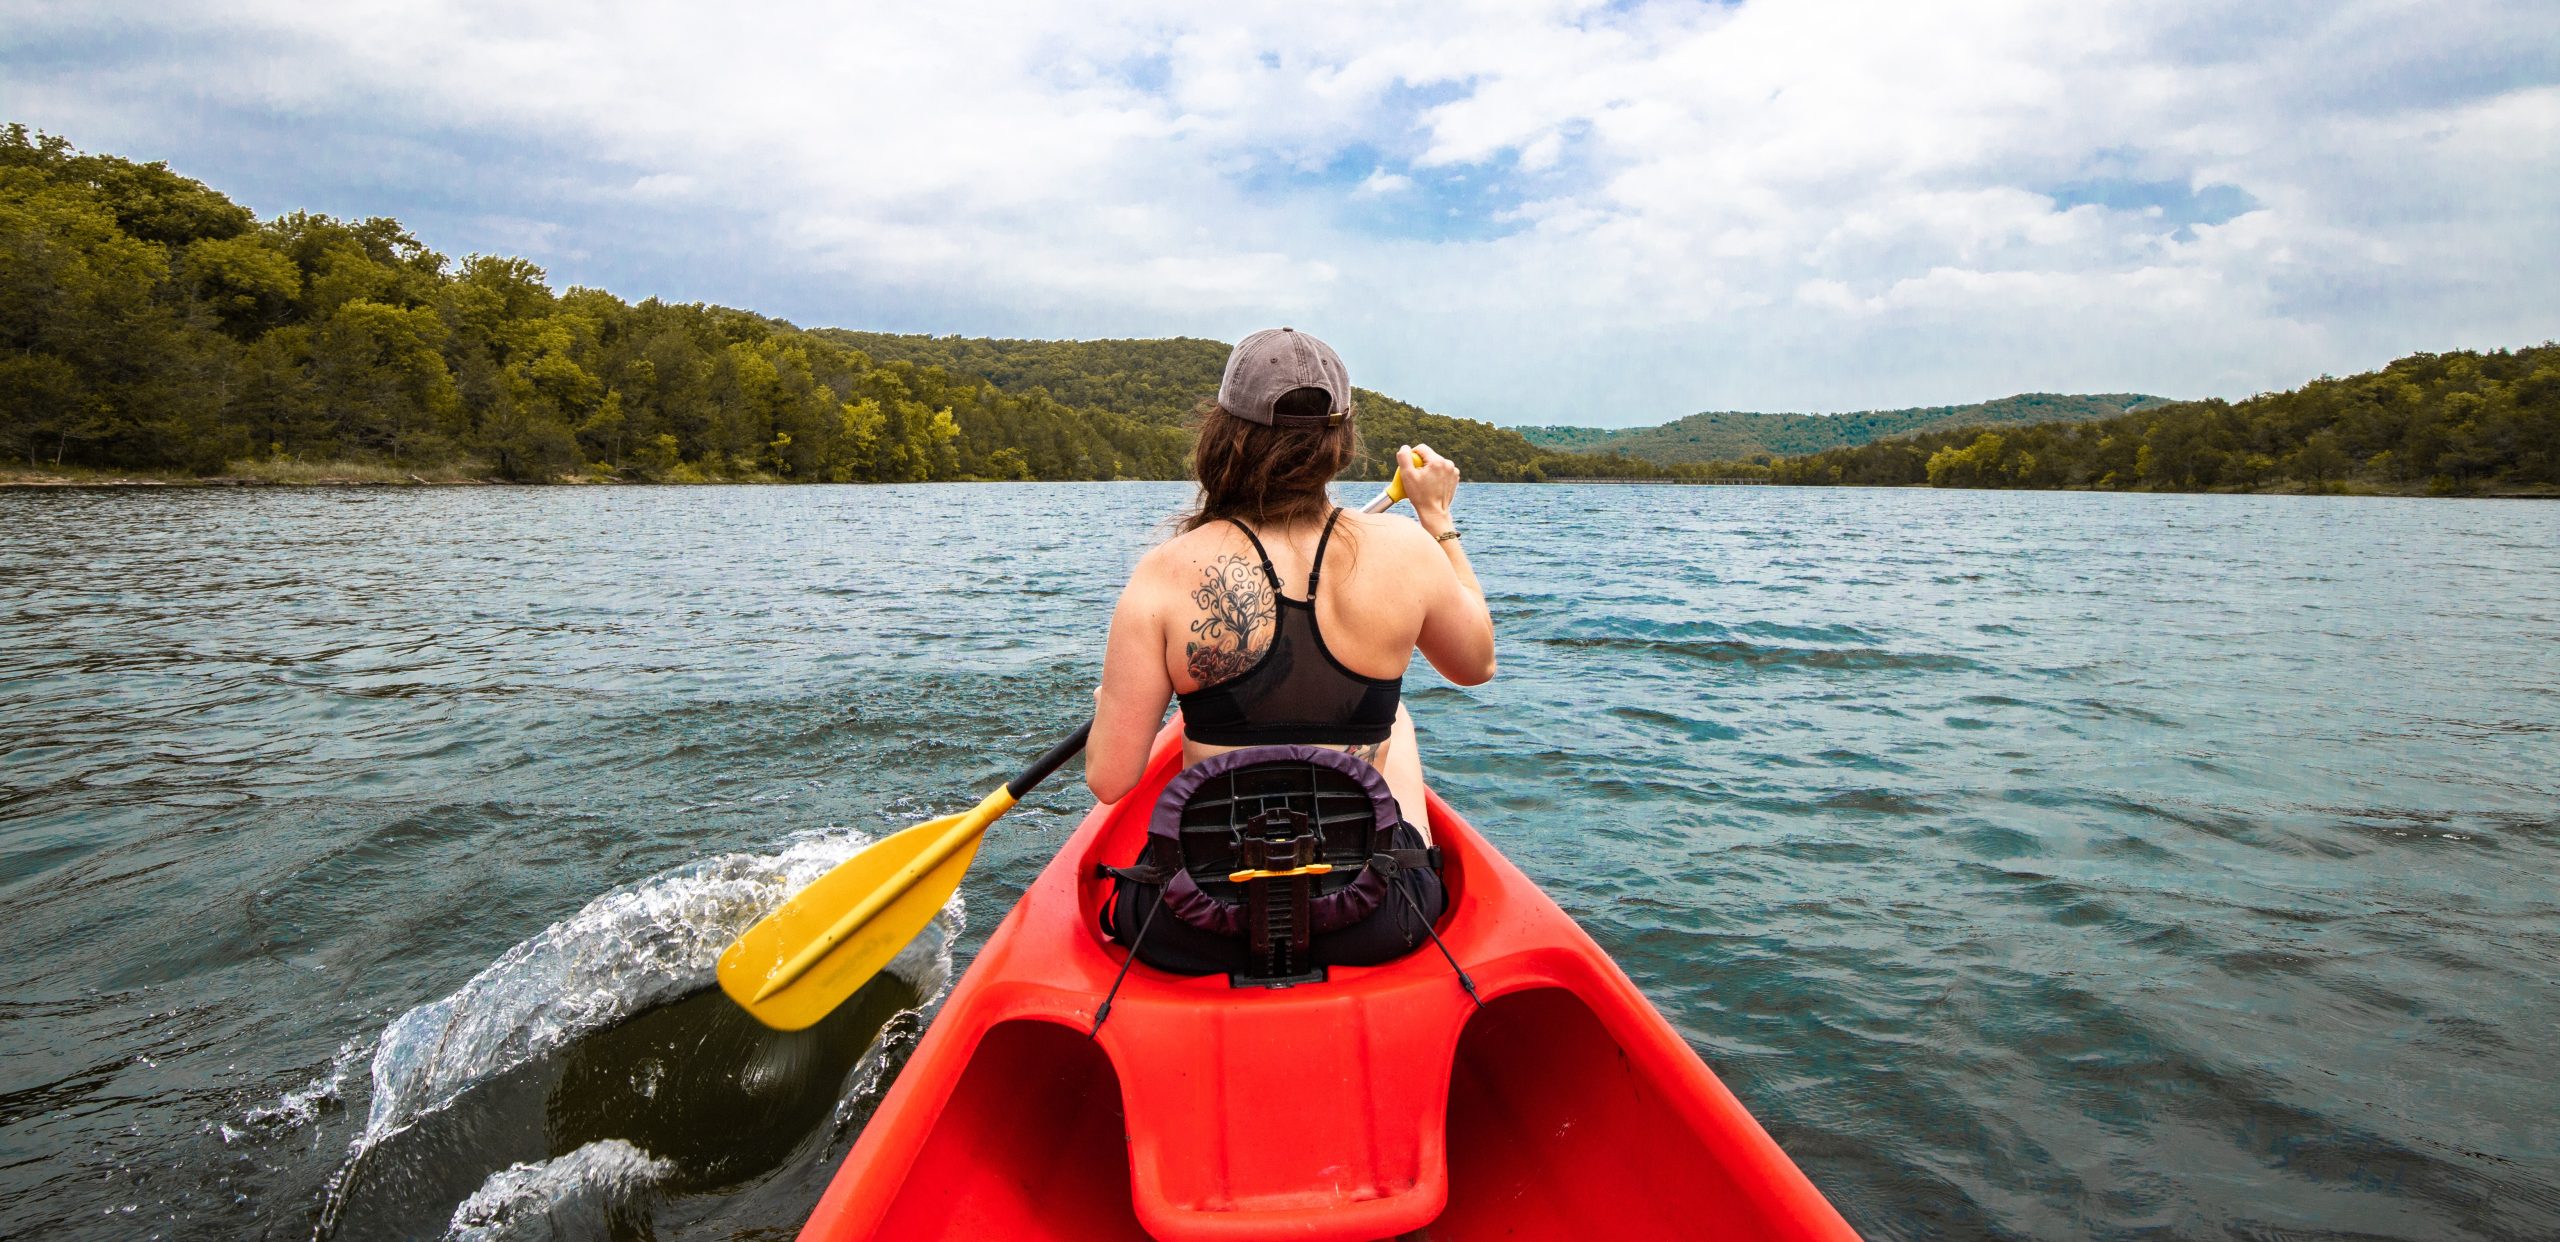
[11,126,2546,494]
[1756,346,2560,494]
[0,127,1637,485]
[813,330,1647,483]
[0,126,1227,482]
[1516,392,2167,463]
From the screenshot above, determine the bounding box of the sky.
[5,0,2556,426]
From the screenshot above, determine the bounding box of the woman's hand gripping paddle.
[718,452,1428,1030]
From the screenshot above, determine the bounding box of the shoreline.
[2,474,501,488]
[5,468,2551,499]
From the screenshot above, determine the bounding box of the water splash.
[356,826,951,1152]
[825,896,964,1148]
[442,1139,674,1242]
[309,824,958,1235]
[237,1038,373,1136]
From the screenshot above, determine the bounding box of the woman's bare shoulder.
[1129,524,1240,588]
[1335,509,1437,556]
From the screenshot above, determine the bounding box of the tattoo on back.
[1186,554,1274,685]
[1346,738,1391,769]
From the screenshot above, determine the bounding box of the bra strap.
[1226,519,1283,592]
[1306,508,1345,597]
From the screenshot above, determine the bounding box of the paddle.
[719,455,1424,1030]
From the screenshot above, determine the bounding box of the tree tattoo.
[1186,554,1275,685]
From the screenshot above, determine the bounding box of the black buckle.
[1362,846,1442,878]
[1231,807,1323,969]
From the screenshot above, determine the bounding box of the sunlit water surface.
[2,483,2555,1240]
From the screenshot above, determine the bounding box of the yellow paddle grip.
[1386,448,1424,503]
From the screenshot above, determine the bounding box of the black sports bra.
[1176,509,1403,747]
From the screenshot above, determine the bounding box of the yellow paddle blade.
[718,790,1010,1031]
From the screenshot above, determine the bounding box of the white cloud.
[1355,170,1415,197]
[626,173,695,201]
[2,0,2552,422]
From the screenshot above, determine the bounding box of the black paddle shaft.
[1006,719,1094,800]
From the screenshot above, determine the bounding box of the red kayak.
[800,725,1860,1241]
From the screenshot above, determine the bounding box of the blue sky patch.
[2045,177,2261,231]
[1109,51,1172,95]
[1239,142,1540,244]
[1228,75,1585,246]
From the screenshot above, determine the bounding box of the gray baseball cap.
[1216,327,1352,426]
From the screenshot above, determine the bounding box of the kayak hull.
[801,726,1858,1241]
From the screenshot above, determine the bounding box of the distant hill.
[1760,344,2557,495]
[814,330,1609,482]
[816,331,1231,425]
[1516,393,2171,464]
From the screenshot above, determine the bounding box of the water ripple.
[2,483,2557,1240]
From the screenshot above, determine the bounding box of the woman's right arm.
[1399,443,1496,686]
[1088,564,1175,804]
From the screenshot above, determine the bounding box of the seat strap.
[1091,894,1163,1039]
[1363,847,1439,877]
[1391,877,1480,1011]
[1095,860,1175,885]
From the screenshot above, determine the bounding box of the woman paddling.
[1086,327,1495,974]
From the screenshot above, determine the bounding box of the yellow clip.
[1227,863,1335,883]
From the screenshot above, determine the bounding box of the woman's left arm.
[1087,572,1174,803]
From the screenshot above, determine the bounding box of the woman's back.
[1086,327,1492,835]
[1094,496,1488,833]
[1156,509,1425,692]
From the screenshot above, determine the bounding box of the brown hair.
[1180,389,1361,532]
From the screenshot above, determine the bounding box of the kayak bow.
[799,723,1859,1242]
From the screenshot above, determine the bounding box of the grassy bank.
[2,460,496,487]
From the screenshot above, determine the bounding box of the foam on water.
[442,1139,674,1242]
[351,825,954,1154]
[301,823,958,1235]
[237,1038,372,1137]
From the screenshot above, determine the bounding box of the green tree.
[1925,432,2007,487]
[180,234,301,338]
[309,300,459,458]
[2284,432,2348,489]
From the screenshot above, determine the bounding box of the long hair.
[1180,388,1361,532]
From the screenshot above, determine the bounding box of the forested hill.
[0,126,1619,484]
[810,330,1599,483]
[1516,393,2168,464]
[1760,346,2558,495]
[17,126,2539,496]
[815,331,1229,423]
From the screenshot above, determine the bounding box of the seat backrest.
[1175,758,1382,900]
[1149,745,1402,982]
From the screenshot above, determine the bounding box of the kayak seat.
[1099,744,1446,985]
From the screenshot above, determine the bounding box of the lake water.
[2,482,2555,1241]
